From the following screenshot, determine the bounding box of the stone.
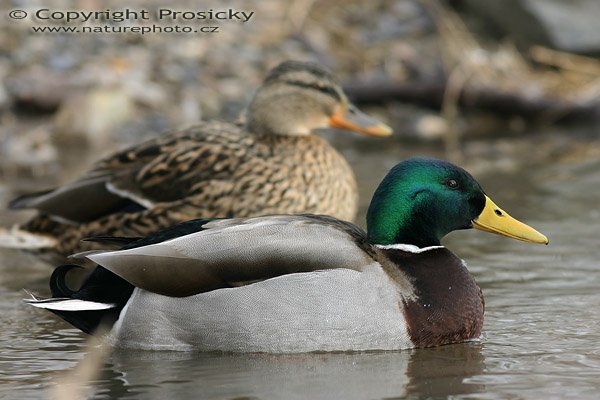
[53,87,135,147]
[461,0,600,53]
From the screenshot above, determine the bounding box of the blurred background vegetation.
[1,0,598,191]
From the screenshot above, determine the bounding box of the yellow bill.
[472,195,548,244]
[329,104,393,137]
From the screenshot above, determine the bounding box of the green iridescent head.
[366,158,487,247]
[367,157,549,247]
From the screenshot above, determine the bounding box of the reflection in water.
[94,343,485,400]
[405,343,486,398]
[104,350,413,400]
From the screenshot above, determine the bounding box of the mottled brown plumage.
[7,61,392,258]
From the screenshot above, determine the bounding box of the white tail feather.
[0,226,57,249]
[24,296,115,311]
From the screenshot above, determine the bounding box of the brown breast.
[380,247,485,348]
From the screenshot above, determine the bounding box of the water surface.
[1,141,599,399]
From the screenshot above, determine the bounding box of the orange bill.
[329,104,393,137]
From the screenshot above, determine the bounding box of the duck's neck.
[367,195,442,248]
[245,102,316,137]
[387,224,441,249]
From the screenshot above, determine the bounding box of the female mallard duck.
[3,61,391,258]
[27,158,548,352]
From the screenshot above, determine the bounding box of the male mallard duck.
[3,61,391,258]
[27,158,548,352]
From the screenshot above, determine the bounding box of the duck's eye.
[445,179,460,190]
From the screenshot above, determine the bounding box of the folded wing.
[8,123,243,223]
[87,215,375,297]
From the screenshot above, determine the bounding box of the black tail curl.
[41,218,217,333]
[49,264,82,297]
[46,264,134,334]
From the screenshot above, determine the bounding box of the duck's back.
[119,124,357,220]
[20,121,358,256]
[86,121,358,222]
